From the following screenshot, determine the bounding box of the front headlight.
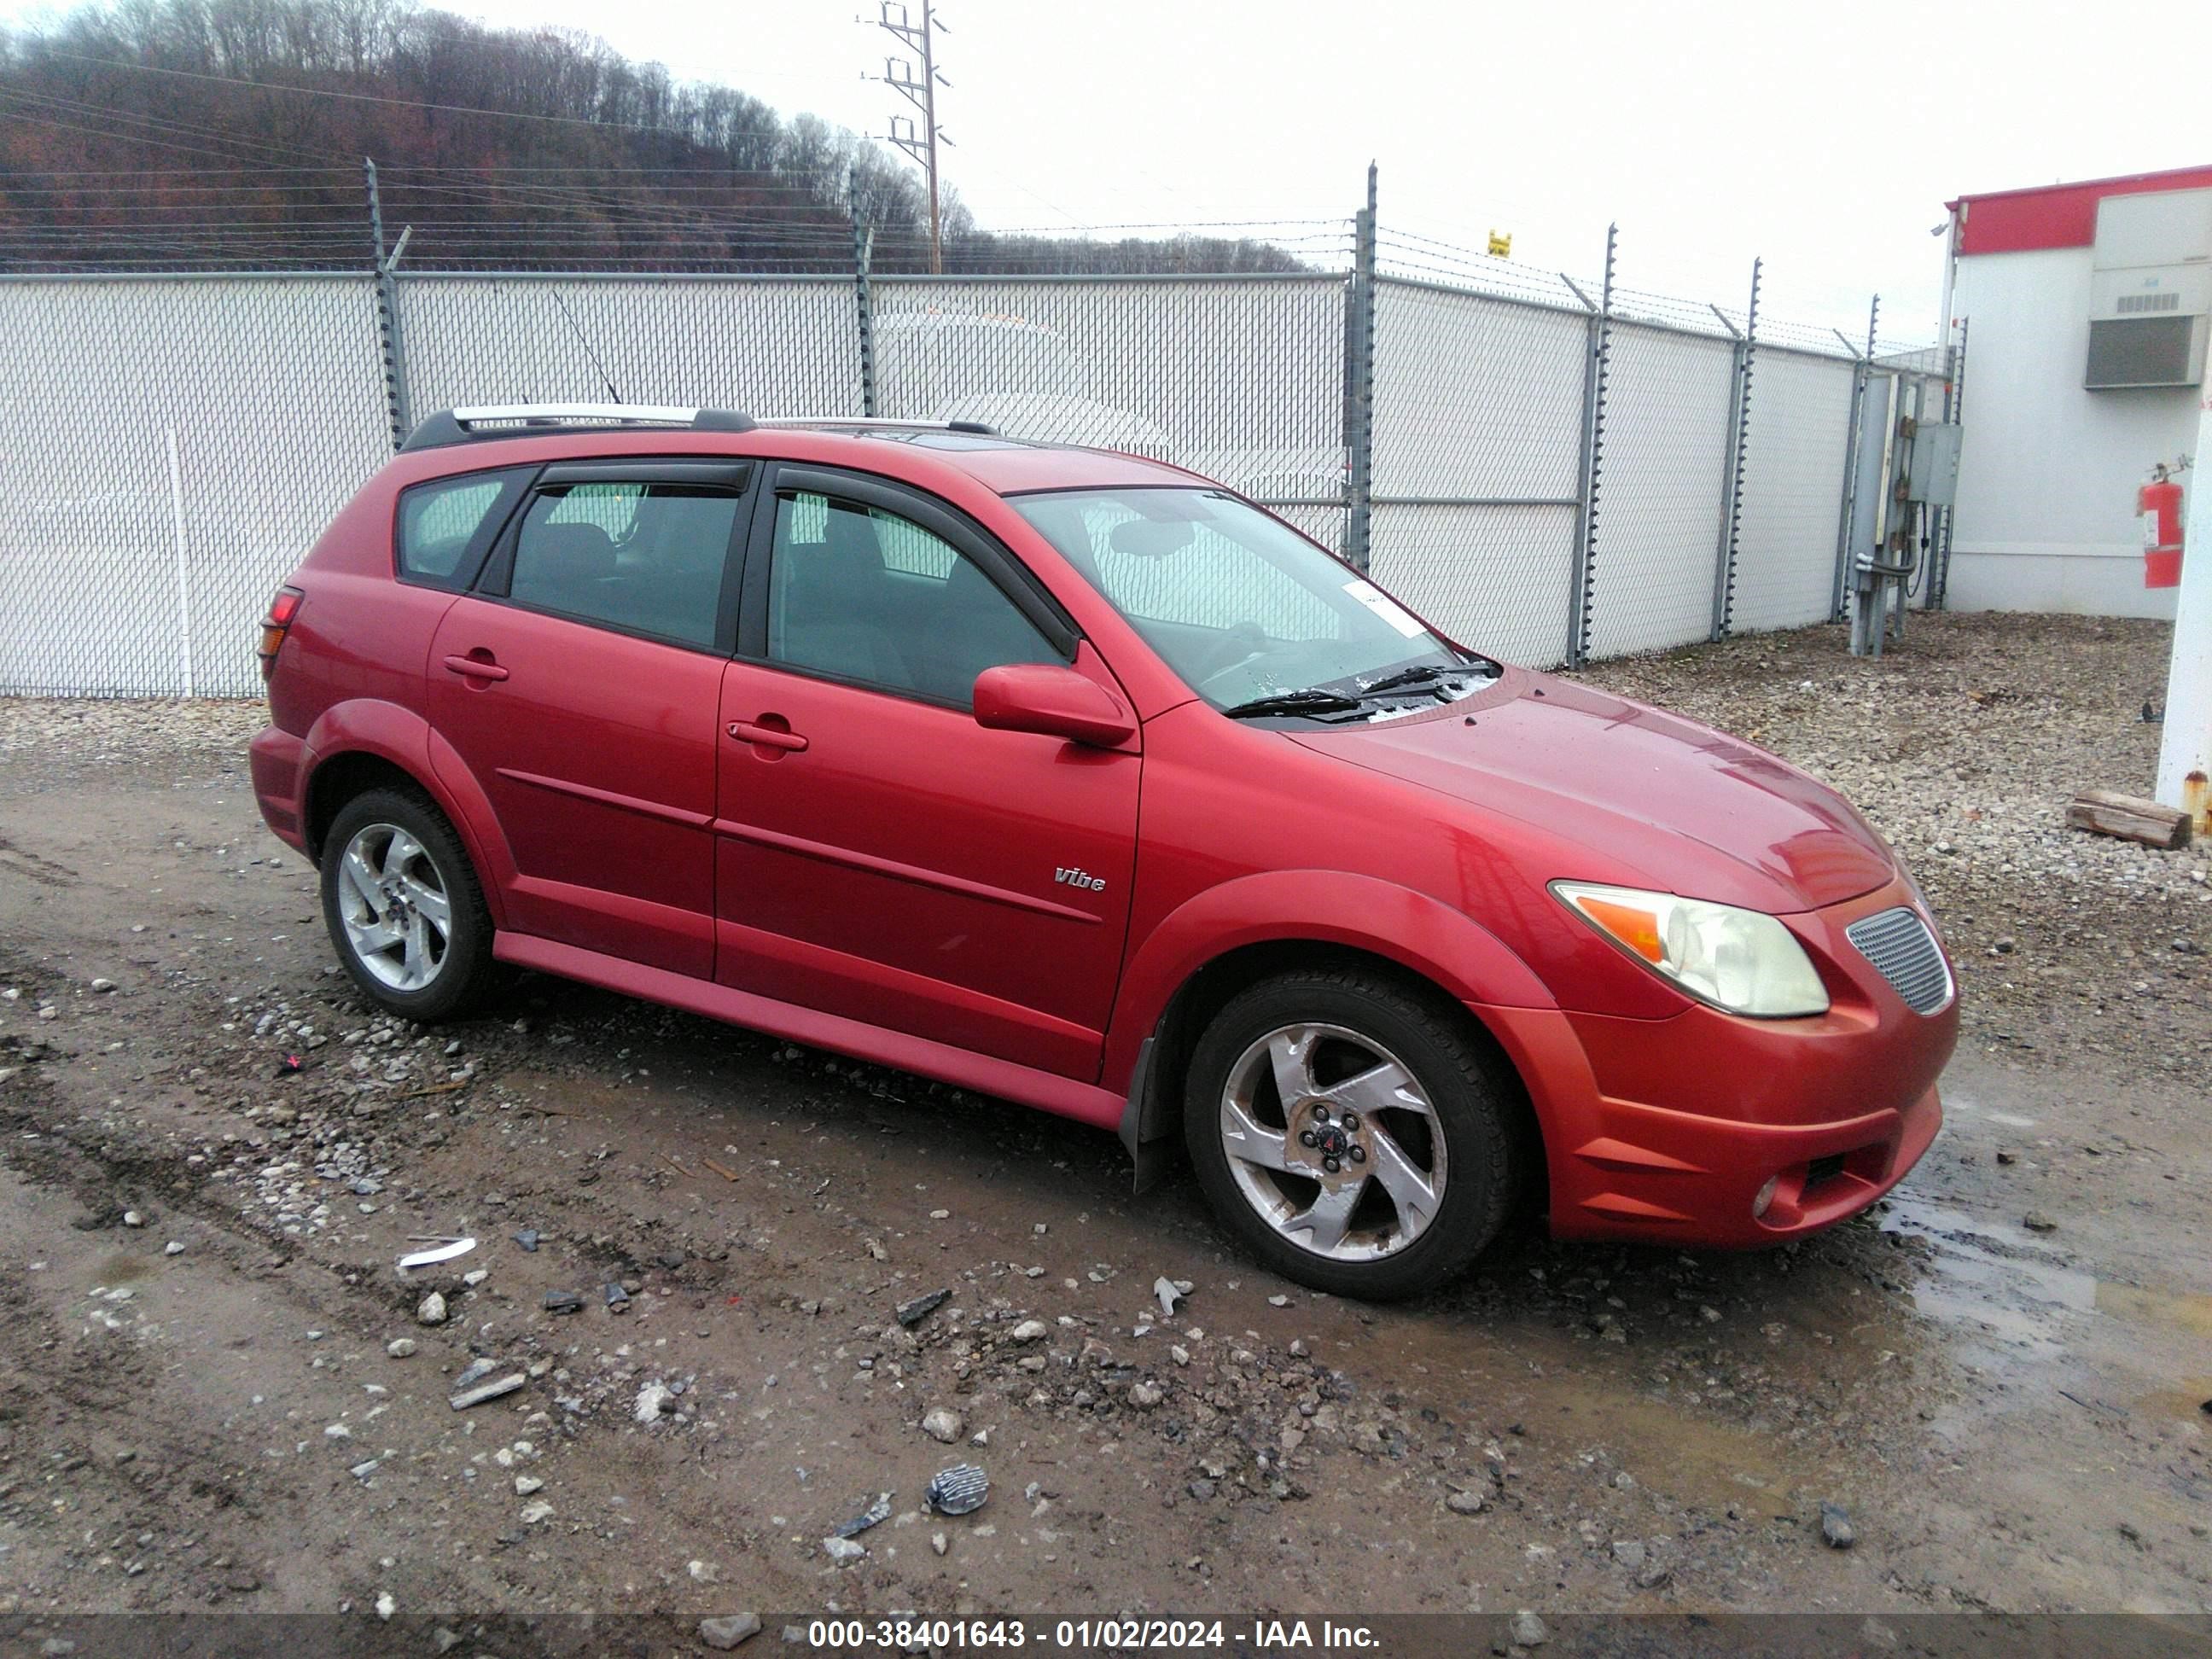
[1551,881,1830,1018]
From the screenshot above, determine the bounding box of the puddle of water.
[1938,1091,2039,1130]
[2133,1378,2212,1422]
[2098,1283,2212,1339]
[1338,1307,1813,1517]
[1881,1195,2212,1355]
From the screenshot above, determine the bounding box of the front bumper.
[1478,874,1957,1248]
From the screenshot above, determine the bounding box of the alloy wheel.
[1217,1022,1447,1262]
[334,822,453,992]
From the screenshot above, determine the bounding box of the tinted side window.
[396,468,527,587]
[767,492,1060,706]
[508,482,742,649]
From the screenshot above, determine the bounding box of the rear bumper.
[249,725,308,853]
[1477,874,1956,1248]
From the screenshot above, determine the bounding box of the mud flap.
[1118,1035,1178,1196]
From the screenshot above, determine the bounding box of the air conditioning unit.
[2086,188,2211,390]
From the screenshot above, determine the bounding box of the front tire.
[1182,968,1518,1301]
[321,786,499,1022]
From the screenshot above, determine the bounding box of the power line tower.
[868,1,952,274]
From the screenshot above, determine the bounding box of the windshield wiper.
[1219,690,1366,720]
[1359,661,1476,696]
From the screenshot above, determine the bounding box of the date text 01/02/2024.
[800,1618,1383,1650]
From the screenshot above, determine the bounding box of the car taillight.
[259,586,304,675]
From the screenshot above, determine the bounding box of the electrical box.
[1906,422,1962,507]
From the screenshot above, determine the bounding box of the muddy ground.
[0,613,2207,1644]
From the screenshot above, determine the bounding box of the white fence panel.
[1733,348,1856,632]
[395,275,860,419]
[0,275,388,698]
[1586,323,1738,658]
[1366,278,1589,667]
[873,274,1346,535]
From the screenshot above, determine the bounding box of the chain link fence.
[0,226,1953,699]
[0,273,389,698]
[1365,278,1586,669]
[395,276,862,427]
[870,273,1347,551]
[1732,348,1861,632]
[1585,322,1742,660]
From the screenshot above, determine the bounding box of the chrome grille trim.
[1845,906,1953,1015]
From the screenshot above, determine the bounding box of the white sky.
[18,0,2209,336]
[475,0,2205,339]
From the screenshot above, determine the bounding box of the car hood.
[1292,669,1895,913]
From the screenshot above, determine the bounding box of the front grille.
[1845,907,1953,1014]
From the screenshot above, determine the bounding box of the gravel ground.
[0,612,2207,1639]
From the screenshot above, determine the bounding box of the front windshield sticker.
[1342,579,1427,639]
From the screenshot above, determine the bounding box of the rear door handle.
[726,719,808,753]
[443,653,509,682]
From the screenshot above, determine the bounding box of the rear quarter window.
[396,469,530,588]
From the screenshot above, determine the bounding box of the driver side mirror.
[973,664,1137,748]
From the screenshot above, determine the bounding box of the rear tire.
[1182,967,1517,1301]
[321,786,500,1022]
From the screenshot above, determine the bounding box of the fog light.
[1752,1176,1779,1220]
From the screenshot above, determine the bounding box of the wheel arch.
[1111,873,1556,1197]
[297,700,514,928]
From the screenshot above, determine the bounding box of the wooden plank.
[2066,789,2192,850]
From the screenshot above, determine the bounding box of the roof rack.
[753,416,1001,438]
[400,404,756,452]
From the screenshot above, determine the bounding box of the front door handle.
[727,718,808,754]
[443,652,509,683]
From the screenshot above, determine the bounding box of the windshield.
[1010,487,1491,716]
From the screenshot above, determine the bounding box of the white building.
[1941,165,2211,619]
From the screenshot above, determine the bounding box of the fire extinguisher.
[2141,462,2185,589]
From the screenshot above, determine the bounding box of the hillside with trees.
[0,0,1304,274]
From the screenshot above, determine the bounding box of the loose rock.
[921,1406,963,1443]
[1820,1502,1856,1549]
[895,1288,950,1328]
[699,1614,762,1650]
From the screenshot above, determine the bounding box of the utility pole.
[870,1,952,275]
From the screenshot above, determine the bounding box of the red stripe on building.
[1949,164,2212,257]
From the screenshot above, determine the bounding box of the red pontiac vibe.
[250,406,1955,1300]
